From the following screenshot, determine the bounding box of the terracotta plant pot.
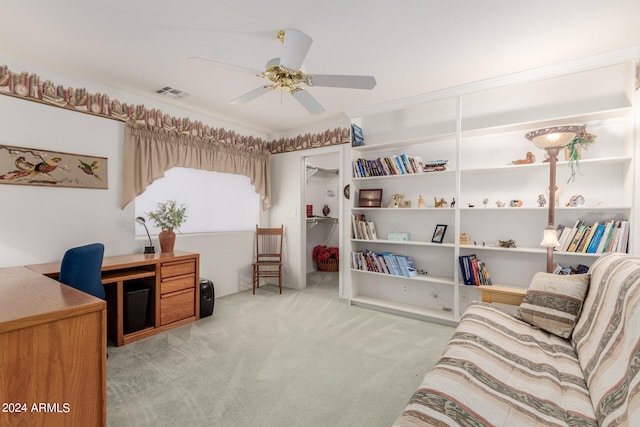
[159,228,176,252]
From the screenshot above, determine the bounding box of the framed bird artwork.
[0,144,107,189]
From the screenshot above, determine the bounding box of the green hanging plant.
[566,128,597,183]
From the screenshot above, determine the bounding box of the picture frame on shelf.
[358,189,383,207]
[432,224,448,243]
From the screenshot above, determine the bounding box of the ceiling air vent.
[155,86,189,99]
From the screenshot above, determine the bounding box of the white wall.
[0,82,269,298]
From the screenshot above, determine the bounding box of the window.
[135,167,260,235]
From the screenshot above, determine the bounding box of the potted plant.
[146,199,188,252]
[565,128,597,183]
[312,245,339,272]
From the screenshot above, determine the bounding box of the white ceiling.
[2,1,640,136]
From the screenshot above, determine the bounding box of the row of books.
[351,214,378,240]
[556,219,630,254]
[351,250,418,277]
[459,254,492,286]
[353,155,422,177]
[353,156,448,177]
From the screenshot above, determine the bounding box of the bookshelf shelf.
[351,132,457,153]
[461,156,631,175]
[349,295,456,326]
[459,244,604,257]
[345,57,636,324]
[352,239,455,248]
[350,268,454,285]
[352,170,455,181]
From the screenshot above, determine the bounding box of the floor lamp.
[525,125,585,273]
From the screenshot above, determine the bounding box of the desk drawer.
[161,259,195,279]
[160,288,195,325]
[161,274,195,295]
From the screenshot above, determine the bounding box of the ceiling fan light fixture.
[219,28,375,114]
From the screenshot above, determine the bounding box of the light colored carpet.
[106,272,454,426]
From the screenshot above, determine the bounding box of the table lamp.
[135,216,155,254]
[525,125,584,272]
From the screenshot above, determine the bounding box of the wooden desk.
[27,251,200,347]
[0,266,106,427]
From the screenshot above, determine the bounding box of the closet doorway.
[303,151,341,294]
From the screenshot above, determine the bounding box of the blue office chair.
[59,243,105,299]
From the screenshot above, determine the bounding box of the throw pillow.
[517,272,590,338]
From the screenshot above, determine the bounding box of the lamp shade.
[540,228,560,247]
[525,125,585,150]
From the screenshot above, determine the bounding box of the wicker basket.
[317,259,339,272]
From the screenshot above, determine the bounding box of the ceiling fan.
[189,29,377,114]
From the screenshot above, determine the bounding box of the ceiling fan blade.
[291,89,325,114]
[279,29,313,71]
[187,56,261,76]
[307,74,377,90]
[230,86,273,104]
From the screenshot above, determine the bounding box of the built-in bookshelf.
[344,54,637,324]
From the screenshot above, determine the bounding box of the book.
[557,226,573,251]
[576,225,592,252]
[560,220,583,252]
[351,123,364,146]
[459,254,479,285]
[596,221,615,253]
[586,224,606,253]
[599,221,619,253]
[567,224,587,252]
[366,220,377,240]
[580,223,598,253]
[616,221,630,253]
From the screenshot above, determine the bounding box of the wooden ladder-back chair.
[252,225,284,294]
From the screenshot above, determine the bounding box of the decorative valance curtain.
[121,121,271,210]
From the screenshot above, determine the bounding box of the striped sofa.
[394,253,640,427]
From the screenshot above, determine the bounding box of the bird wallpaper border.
[0,144,107,189]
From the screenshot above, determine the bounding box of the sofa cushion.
[394,302,597,427]
[572,253,640,427]
[517,272,590,338]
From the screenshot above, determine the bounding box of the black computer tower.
[199,278,214,318]
[124,283,150,333]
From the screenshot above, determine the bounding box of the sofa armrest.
[479,285,526,306]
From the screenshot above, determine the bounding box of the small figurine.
[537,194,547,207]
[495,200,505,208]
[418,195,425,208]
[450,197,456,208]
[566,195,585,207]
[482,198,489,207]
[434,197,448,208]
[509,199,523,207]
[512,151,536,165]
[498,239,518,248]
[388,194,404,208]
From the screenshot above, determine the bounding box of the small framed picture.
[431,224,447,243]
[358,189,383,207]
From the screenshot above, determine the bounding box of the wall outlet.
[460,292,468,304]
[402,284,408,294]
